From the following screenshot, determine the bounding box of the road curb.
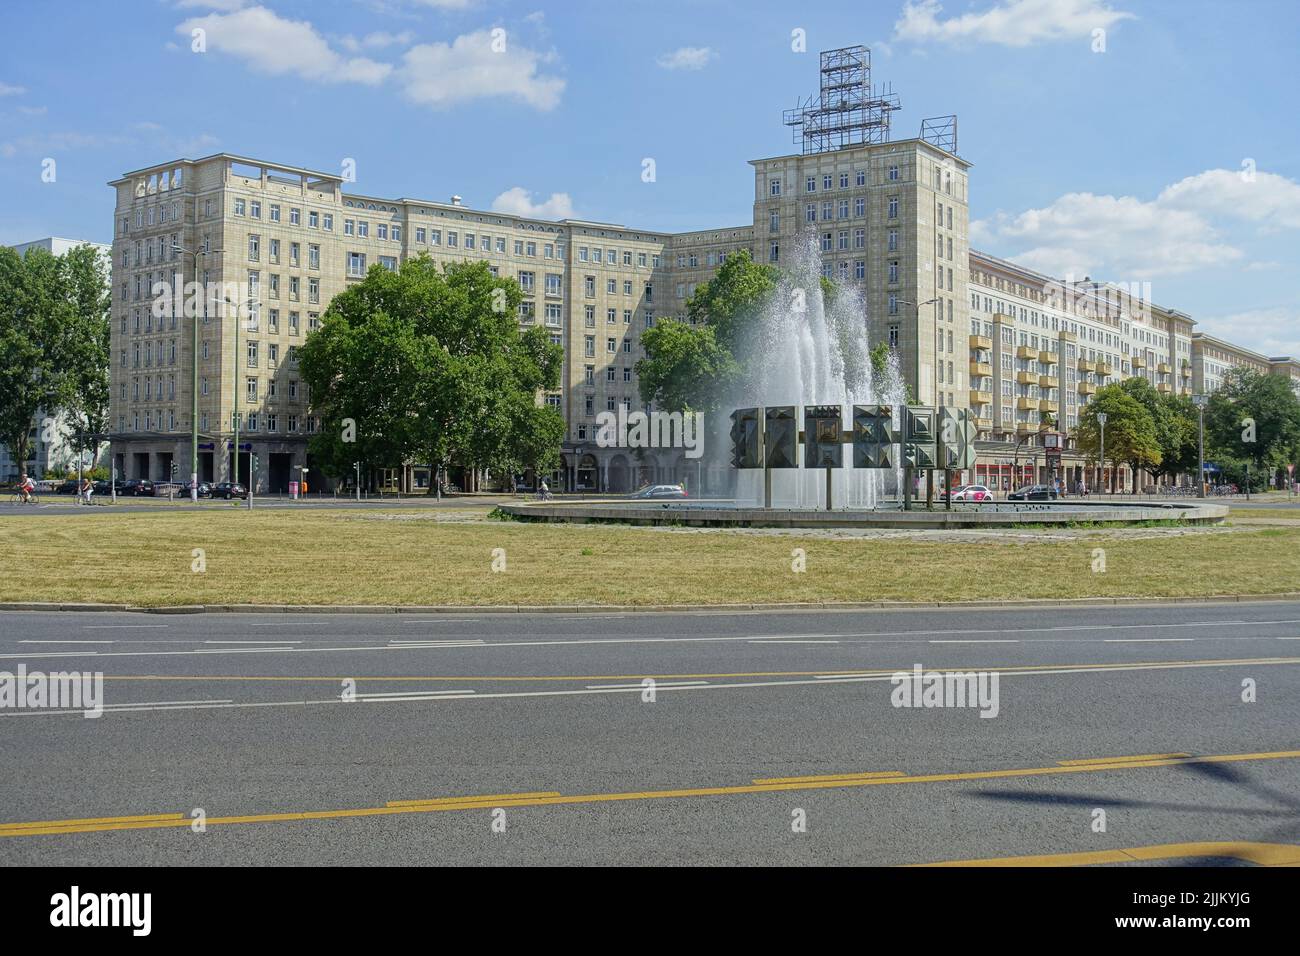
[2,592,1300,616]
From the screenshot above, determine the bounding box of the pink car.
[951,484,994,501]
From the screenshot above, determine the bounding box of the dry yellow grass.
[2,510,1298,607]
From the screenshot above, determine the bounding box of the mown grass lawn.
[3,510,1298,607]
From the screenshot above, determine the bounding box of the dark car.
[630,484,688,500]
[54,479,80,495]
[122,479,156,497]
[196,482,213,498]
[212,482,247,500]
[1008,484,1058,501]
[93,478,129,495]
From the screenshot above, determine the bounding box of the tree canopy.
[0,243,110,473]
[298,255,565,485]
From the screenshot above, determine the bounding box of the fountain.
[728,233,905,509]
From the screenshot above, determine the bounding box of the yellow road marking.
[91,655,1300,683]
[915,841,1300,867]
[0,812,184,833]
[5,749,1299,839]
[386,792,561,807]
[752,772,905,784]
[1058,753,1190,766]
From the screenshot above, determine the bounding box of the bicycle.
[535,489,553,502]
[10,491,39,504]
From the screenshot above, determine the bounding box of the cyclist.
[81,476,93,505]
[17,473,35,503]
[538,478,552,501]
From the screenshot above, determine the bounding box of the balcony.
[1039,374,1059,389]
[1157,382,1172,394]
[1039,399,1059,413]
[1016,345,1038,360]
[1132,355,1147,368]
[1016,396,1037,410]
[969,360,992,378]
[1015,370,1038,385]
[1077,381,1096,396]
[1016,421,1037,435]
[969,334,992,351]
[1039,350,1058,365]
[969,389,992,406]
[1181,364,1192,379]
[1078,358,1096,373]
[976,417,994,430]
[1097,362,1114,377]
[1157,362,1171,374]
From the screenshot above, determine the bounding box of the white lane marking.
[203,640,304,645]
[930,639,1020,644]
[19,640,113,644]
[747,639,840,644]
[1103,638,1195,643]
[585,680,709,689]
[354,690,477,698]
[247,622,321,628]
[361,695,477,703]
[100,699,234,708]
[7,657,1297,718]
[84,625,168,629]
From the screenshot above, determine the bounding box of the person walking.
[81,476,93,505]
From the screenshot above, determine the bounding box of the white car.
[951,484,994,502]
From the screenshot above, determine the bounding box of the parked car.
[54,479,81,495]
[630,484,688,500]
[121,479,156,497]
[1008,484,1058,501]
[92,478,130,496]
[196,482,213,499]
[950,484,994,502]
[212,481,248,500]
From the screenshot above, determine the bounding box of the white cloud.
[397,31,564,110]
[1197,307,1300,360]
[894,0,1134,47]
[977,191,1240,278]
[491,187,574,220]
[339,30,414,53]
[655,46,717,71]
[1159,169,1300,231]
[17,105,47,116]
[175,0,247,10]
[0,82,26,96]
[975,167,1300,280]
[177,6,392,85]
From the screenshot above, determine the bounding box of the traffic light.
[803,405,843,468]
[764,406,798,468]
[938,407,978,470]
[903,405,938,470]
[852,404,895,469]
[729,407,762,469]
[170,461,178,478]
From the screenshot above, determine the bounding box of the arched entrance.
[608,454,630,493]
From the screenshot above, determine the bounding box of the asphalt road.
[1,601,1297,865]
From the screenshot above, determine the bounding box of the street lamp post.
[1096,412,1108,496]
[172,244,208,501]
[897,297,941,512]
[1191,394,1207,499]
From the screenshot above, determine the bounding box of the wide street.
[1,601,1297,866]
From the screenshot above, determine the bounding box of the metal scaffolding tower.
[782,46,901,154]
[919,115,958,154]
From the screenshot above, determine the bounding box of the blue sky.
[3,0,1298,356]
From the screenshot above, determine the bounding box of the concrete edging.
[2,592,1299,616]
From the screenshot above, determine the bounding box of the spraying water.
[730,234,905,509]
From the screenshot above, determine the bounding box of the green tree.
[637,250,777,414]
[1115,376,1195,482]
[0,244,110,475]
[299,256,564,488]
[1206,367,1300,480]
[1076,386,1161,492]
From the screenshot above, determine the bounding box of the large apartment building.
[104,48,1295,495]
